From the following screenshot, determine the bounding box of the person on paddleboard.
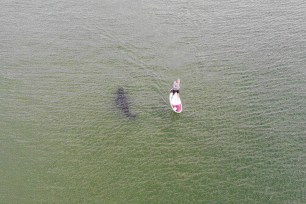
[172,79,180,96]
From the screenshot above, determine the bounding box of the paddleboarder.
[172,79,180,96]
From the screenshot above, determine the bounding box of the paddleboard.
[169,89,182,113]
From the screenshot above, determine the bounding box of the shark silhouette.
[115,87,136,119]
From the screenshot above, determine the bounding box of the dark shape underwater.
[115,87,136,119]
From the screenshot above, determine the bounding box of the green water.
[1,0,306,203]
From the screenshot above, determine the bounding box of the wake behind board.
[169,90,182,113]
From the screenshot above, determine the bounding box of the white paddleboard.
[169,90,182,113]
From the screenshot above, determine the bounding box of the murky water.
[1,0,305,203]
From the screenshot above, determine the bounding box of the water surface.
[1,0,306,203]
